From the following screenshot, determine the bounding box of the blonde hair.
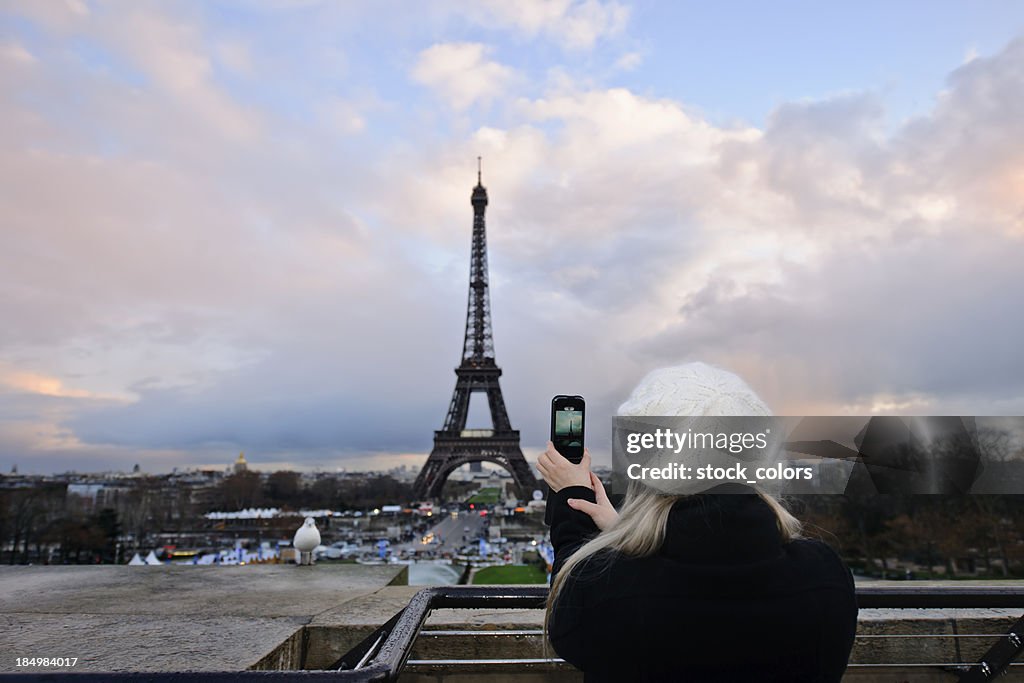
[544,362,803,643]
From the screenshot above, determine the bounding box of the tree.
[2,484,66,564]
[264,471,302,508]
[216,471,263,510]
[95,508,121,563]
[309,476,341,509]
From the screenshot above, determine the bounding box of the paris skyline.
[3,2,1024,475]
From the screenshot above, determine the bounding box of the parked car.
[323,541,361,560]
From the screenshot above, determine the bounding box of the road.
[397,509,488,554]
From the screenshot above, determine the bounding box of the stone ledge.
[0,564,407,673]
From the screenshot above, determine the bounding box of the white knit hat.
[617,362,772,418]
[614,363,775,495]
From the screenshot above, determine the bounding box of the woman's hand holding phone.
[537,441,593,492]
[538,443,620,531]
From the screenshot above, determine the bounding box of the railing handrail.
[854,585,1024,608]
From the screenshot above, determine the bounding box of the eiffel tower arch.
[413,161,539,501]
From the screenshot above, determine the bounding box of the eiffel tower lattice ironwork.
[413,161,539,501]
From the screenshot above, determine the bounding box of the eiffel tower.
[413,161,539,501]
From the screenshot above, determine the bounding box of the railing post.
[956,613,1024,682]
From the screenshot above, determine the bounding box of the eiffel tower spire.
[413,163,538,500]
[461,157,495,366]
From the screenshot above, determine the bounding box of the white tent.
[128,553,145,565]
[144,551,162,565]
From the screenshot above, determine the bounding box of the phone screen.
[551,396,585,463]
[554,409,584,447]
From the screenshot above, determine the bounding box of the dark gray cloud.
[637,232,1024,411]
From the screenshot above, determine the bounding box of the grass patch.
[472,564,548,585]
[466,487,501,505]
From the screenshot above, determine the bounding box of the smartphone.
[550,395,586,464]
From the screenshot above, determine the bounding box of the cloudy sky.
[2,1,1024,475]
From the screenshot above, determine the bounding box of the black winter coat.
[548,485,858,682]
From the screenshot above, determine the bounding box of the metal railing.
[2,585,1023,682]
[334,585,1024,683]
